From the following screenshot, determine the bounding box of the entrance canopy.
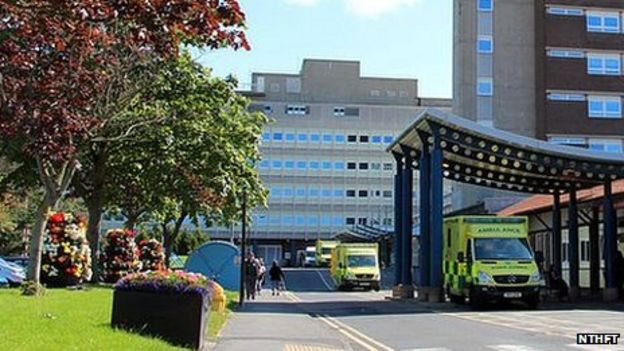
[387,109,624,194]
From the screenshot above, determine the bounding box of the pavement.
[214,269,624,351]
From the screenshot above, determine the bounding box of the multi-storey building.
[453,0,624,210]
[211,59,451,264]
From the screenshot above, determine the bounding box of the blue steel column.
[552,192,562,277]
[418,140,431,296]
[392,152,404,286]
[603,180,618,301]
[429,132,444,302]
[400,147,414,289]
[568,188,579,300]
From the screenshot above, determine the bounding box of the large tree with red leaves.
[0,0,249,291]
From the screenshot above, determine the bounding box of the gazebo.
[387,109,623,302]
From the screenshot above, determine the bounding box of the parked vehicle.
[443,216,541,309]
[0,257,25,287]
[304,246,316,267]
[3,256,28,269]
[330,243,380,291]
[315,240,339,267]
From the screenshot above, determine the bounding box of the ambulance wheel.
[524,295,539,310]
[449,293,465,304]
[469,288,485,309]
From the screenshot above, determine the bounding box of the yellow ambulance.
[331,243,381,291]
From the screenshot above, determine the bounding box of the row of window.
[547,93,622,119]
[547,7,624,35]
[562,241,592,262]
[259,159,394,171]
[269,187,393,199]
[547,50,624,76]
[251,104,360,117]
[549,136,624,153]
[261,132,395,144]
[254,214,392,227]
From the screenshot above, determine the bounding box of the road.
[215,269,624,351]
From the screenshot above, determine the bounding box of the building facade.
[453,0,624,210]
[213,59,451,264]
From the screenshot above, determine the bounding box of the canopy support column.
[589,206,600,295]
[400,146,414,297]
[603,180,619,301]
[418,137,431,301]
[552,192,562,278]
[568,188,580,300]
[392,152,404,292]
[429,132,444,302]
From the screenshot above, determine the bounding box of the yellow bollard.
[211,283,226,313]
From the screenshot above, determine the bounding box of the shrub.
[138,238,166,272]
[100,229,140,283]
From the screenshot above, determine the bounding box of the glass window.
[310,134,321,143]
[298,133,308,142]
[383,190,393,198]
[259,160,270,169]
[335,135,345,143]
[283,216,293,225]
[309,161,320,169]
[271,187,283,197]
[547,93,586,101]
[547,7,583,16]
[587,12,620,33]
[347,162,357,170]
[332,216,343,226]
[345,217,356,225]
[547,49,584,59]
[256,215,268,225]
[309,188,319,197]
[296,216,306,227]
[478,0,492,12]
[272,160,282,169]
[477,78,493,96]
[346,190,356,197]
[284,188,294,197]
[359,162,369,170]
[587,54,621,75]
[371,162,381,170]
[334,189,344,197]
[308,216,318,226]
[322,161,332,170]
[347,135,357,143]
[321,216,331,226]
[475,238,533,260]
[296,188,306,197]
[383,136,394,144]
[372,136,382,144]
[286,104,308,115]
[334,162,345,170]
[273,132,283,141]
[588,96,622,119]
[296,161,306,169]
[262,133,271,141]
[477,36,493,54]
[333,106,345,116]
[359,135,369,143]
[323,134,333,143]
[358,190,368,197]
[347,255,377,267]
[383,163,393,171]
[321,189,332,197]
[285,133,295,142]
[588,138,623,153]
[284,160,295,169]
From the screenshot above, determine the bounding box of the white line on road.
[487,345,542,351]
[316,269,334,291]
[320,314,394,351]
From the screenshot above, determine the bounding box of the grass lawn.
[0,286,238,350]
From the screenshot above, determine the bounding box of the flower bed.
[114,270,217,297]
[100,229,140,283]
[41,212,92,287]
[138,239,166,271]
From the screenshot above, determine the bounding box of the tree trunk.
[26,192,58,282]
[86,201,104,282]
[162,223,172,268]
[163,212,187,267]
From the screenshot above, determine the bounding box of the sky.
[195,0,453,98]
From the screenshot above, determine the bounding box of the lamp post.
[239,194,247,307]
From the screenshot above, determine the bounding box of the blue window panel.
[588,16,601,27]
[323,134,333,143]
[285,133,295,142]
[296,188,306,197]
[308,216,318,225]
[478,0,492,11]
[322,161,332,170]
[298,133,308,142]
[284,160,295,169]
[272,160,282,169]
[334,162,345,170]
[332,216,342,226]
[309,188,319,197]
[477,37,493,53]
[320,216,331,226]
[310,134,321,143]
[270,215,281,225]
[606,101,621,116]
[297,161,306,169]
[477,79,493,96]
[296,216,306,227]
[259,160,270,169]
[334,189,344,197]
[371,136,382,144]
[604,17,620,31]
[321,189,332,197]
[271,188,283,197]
[383,136,394,144]
[283,216,293,225]
[335,135,345,143]
[262,133,271,141]
[309,161,320,169]
[273,132,283,141]
[257,215,268,225]
[283,188,294,197]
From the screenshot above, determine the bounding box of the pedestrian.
[245,252,259,300]
[256,258,266,295]
[269,260,285,296]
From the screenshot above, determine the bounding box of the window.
[346,190,356,197]
[547,92,586,101]
[334,189,344,197]
[374,190,381,197]
[322,161,332,170]
[587,54,621,75]
[347,135,357,143]
[284,188,294,197]
[478,0,492,12]
[283,216,293,226]
[286,77,301,93]
[296,216,306,227]
[547,49,584,59]
[549,137,586,147]
[262,133,271,142]
[310,134,321,143]
[334,107,345,116]
[335,135,345,143]
[332,216,343,226]
[587,12,620,33]
[284,160,295,169]
[371,136,382,144]
[581,241,590,261]
[383,163,393,171]
[286,104,308,115]
[347,162,357,170]
[588,138,623,153]
[358,218,367,225]
[359,162,369,170]
[282,133,295,143]
[321,189,332,197]
[344,107,360,117]
[477,36,493,54]
[296,188,306,197]
[264,105,273,114]
[547,7,583,16]
[370,90,380,97]
[359,135,369,143]
[259,160,270,169]
[321,216,331,226]
[271,187,282,197]
[358,190,368,198]
[273,133,283,141]
[270,83,280,93]
[588,96,622,119]
[309,188,319,197]
[309,161,320,170]
[563,242,569,262]
[477,78,493,96]
[323,134,333,143]
[383,190,393,198]
[371,162,381,170]
[383,136,394,144]
[298,133,308,142]
[271,160,282,169]
[386,90,397,97]
[296,161,306,169]
[399,91,408,98]
[345,217,356,225]
[334,162,345,170]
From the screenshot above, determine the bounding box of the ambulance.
[443,216,541,308]
[315,240,339,267]
[331,243,381,291]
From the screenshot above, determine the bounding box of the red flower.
[49,212,65,223]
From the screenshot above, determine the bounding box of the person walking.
[269,260,285,296]
[245,252,259,300]
[256,258,266,295]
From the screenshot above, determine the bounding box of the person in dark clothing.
[245,252,259,300]
[269,260,285,296]
[548,264,568,301]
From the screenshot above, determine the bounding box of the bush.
[41,212,92,287]
[100,229,140,283]
[138,238,166,272]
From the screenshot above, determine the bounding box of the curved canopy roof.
[387,109,624,195]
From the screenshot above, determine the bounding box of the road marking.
[487,345,542,351]
[316,269,335,291]
[313,314,384,351]
[401,348,451,351]
[567,344,624,351]
[285,291,302,302]
[283,344,343,351]
[319,314,394,351]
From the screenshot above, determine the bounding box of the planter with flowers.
[111,270,216,350]
[100,229,140,283]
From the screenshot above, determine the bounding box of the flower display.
[138,238,166,272]
[41,212,92,286]
[100,229,140,283]
[114,270,217,298]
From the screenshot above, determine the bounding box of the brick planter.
[111,290,209,350]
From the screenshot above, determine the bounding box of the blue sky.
[195,0,452,98]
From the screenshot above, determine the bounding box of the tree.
[0,0,249,291]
